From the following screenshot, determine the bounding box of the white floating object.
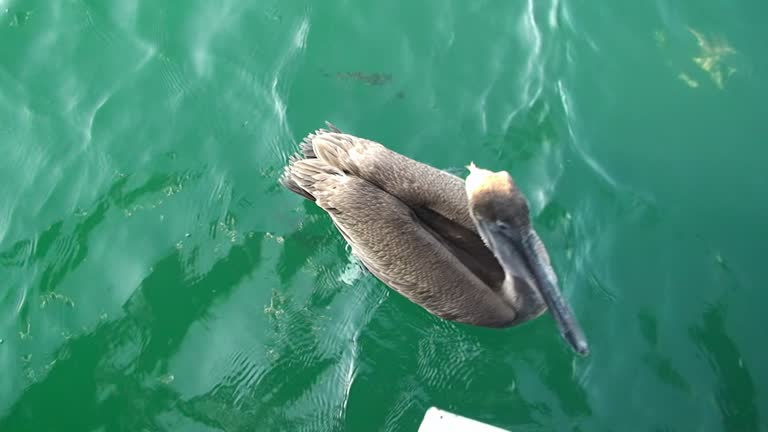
[419,407,510,432]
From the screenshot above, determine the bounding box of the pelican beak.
[519,230,589,356]
[478,222,589,356]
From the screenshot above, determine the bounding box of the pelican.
[280,123,589,355]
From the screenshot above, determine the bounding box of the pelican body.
[281,123,588,355]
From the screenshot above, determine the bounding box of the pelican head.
[465,163,589,356]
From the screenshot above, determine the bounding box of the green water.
[1,0,766,430]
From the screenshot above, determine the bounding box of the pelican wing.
[305,125,477,232]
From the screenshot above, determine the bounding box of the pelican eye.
[495,221,524,240]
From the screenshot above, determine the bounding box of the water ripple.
[556,79,620,190]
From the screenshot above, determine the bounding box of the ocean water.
[1,0,766,431]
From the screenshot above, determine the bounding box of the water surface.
[1,0,766,430]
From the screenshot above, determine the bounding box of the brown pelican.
[280,122,589,356]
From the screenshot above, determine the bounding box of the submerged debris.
[323,70,393,86]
